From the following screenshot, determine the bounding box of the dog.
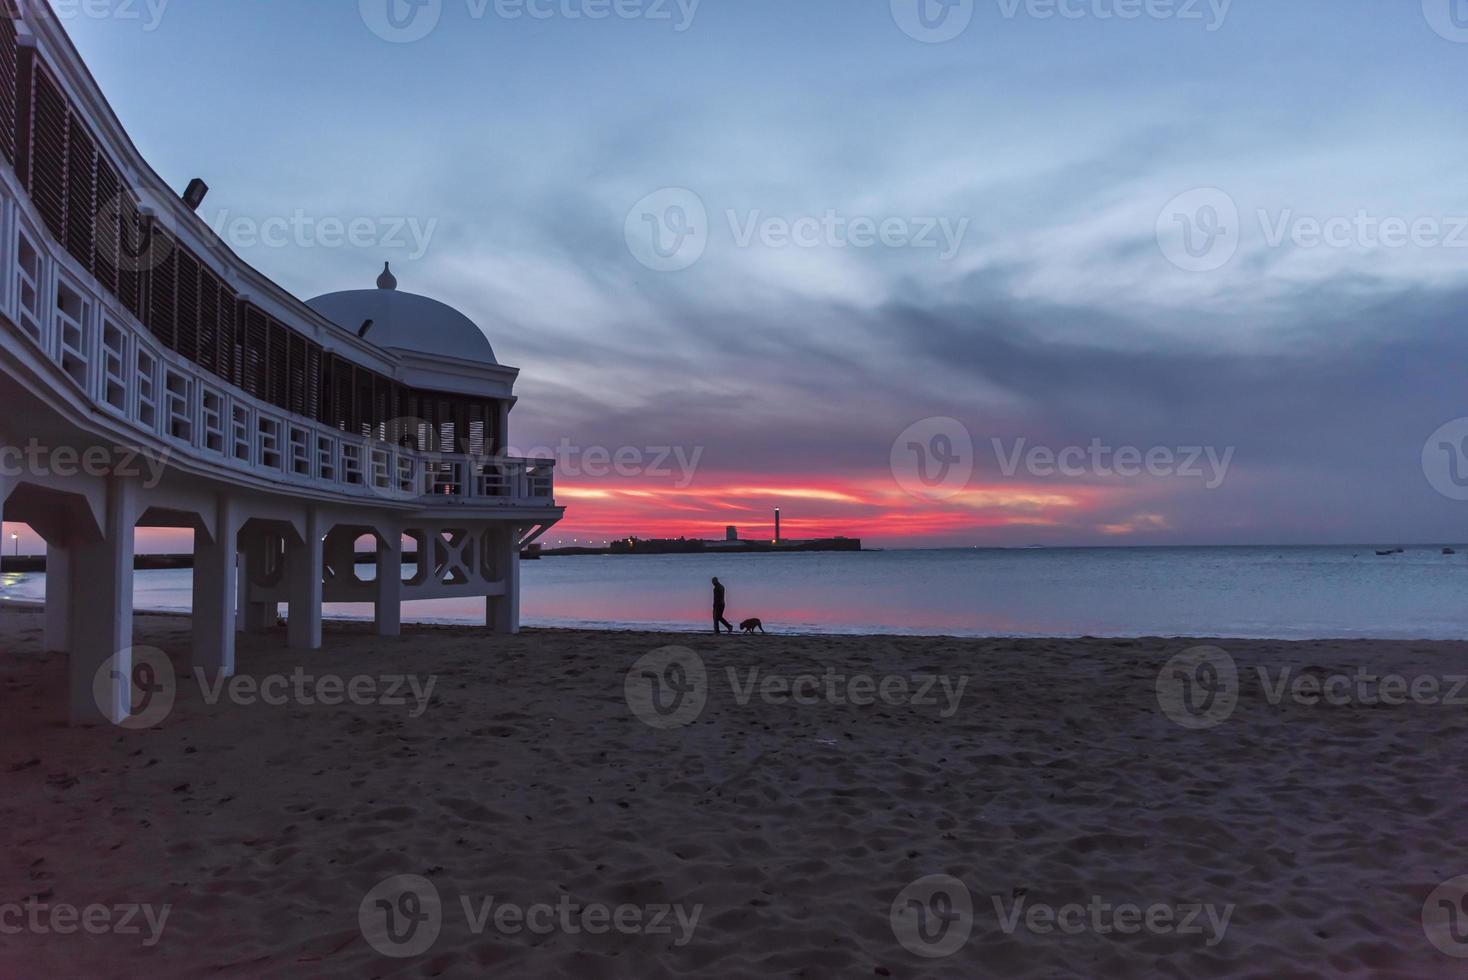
[739,618,766,634]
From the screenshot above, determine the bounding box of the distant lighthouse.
[775,508,782,545]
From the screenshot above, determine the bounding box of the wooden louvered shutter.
[64,111,95,270]
[197,266,219,376]
[335,358,354,432]
[0,14,16,165]
[265,319,288,408]
[115,192,146,320]
[146,228,177,349]
[217,287,237,381]
[173,249,199,363]
[28,66,65,241]
[92,154,120,294]
[355,370,374,438]
[287,332,306,415]
[243,306,267,398]
[305,342,323,422]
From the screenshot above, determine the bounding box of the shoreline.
[0,597,1459,644]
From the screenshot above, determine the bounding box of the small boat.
[1376,547,1405,556]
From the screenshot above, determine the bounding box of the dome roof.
[306,264,497,365]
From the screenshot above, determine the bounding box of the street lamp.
[9,533,17,557]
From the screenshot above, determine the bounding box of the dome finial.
[377,261,398,290]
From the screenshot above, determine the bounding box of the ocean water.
[2,546,1465,640]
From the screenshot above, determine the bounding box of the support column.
[44,541,70,653]
[487,525,521,635]
[236,529,276,633]
[192,494,239,676]
[286,509,323,650]
[68,478,137,726]
[375,531,402,637]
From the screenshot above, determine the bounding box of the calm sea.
[2,546,1465,640]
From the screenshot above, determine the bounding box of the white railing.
[0,169,555,509]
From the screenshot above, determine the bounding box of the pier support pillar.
[68,478,137,726]
[192,495,239,676]
[375,532,402,638]
[44,541,71,653]
[236,530,276,633]
[487,526,521,635]
[286,510,323,650]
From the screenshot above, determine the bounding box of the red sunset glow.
[542,471,1138,546]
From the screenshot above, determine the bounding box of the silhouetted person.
[712,577,734,634]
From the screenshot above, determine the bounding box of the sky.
[15,0,1468,550]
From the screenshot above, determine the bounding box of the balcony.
[0,168,555,510]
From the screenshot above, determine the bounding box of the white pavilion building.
[0,1,563,725]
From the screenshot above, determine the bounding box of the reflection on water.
[2,546,1466,639]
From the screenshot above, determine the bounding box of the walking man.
[712,577,734,634]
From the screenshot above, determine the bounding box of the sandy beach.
[2,603,1466,978]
